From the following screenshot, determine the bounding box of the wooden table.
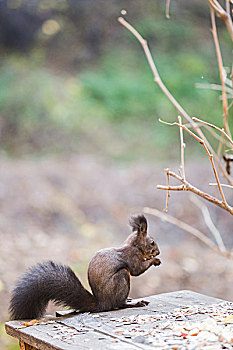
[5,290,233,350]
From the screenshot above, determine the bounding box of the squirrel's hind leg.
[97,268,130,312]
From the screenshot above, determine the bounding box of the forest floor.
[0,154,232,349]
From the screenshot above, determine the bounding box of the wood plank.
[6,316,140,349]
[146,290,224,310]
[60,290,224,348]
[6,321,80,350]
[5,290,228,350]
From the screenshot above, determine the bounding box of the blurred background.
[0,0,233,348]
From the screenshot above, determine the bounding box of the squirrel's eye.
[151,240,155,246]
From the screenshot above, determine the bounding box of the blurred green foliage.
[0,0,232,160]
[0,323,18,350]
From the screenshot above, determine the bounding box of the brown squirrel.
[9,214,161,320]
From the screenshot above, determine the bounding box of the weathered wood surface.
[5,290,232,350]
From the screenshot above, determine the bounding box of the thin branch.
[157,184,185,191]
[184,121,232,147]
[203,124,232,147]
[226,0,231,17]
[160,116,232,151]
[208,0,233,185]
[166,0,171,19]
[190,195,226,252]
[193,117,233,148]
[227,100,233,110]
[118,16,233,186]
[209,182,233,189]
[225,77,233,88]
[219,93,233,99]
[159,119,228,206]
[178,116,186,180]
[164,168,170,212]
[144,207,233,259]
[117,17,211,149]
[207,0,233,40]
[157,169,233,215]
[210,8,232,139]
[117,17,198,129]
[210,7,232,190]
[207,0,228,17]
[195,82,233,95]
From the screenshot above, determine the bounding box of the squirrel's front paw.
[135,300,150,307]
[153,258,161,266]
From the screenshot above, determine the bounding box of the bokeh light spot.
[42,19,61,36]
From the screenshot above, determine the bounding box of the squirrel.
[9,214,161,320]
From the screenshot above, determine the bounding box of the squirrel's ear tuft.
[129,214,147,236]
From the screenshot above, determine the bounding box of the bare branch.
[226,0,231,17]
[159,119,229,206]
[165,0,171,19]
[118,16,233,185]
[209,182,233,189]
[207,0,233,40]
[117,17,211,147]
[157,169,233,215]
[190,195,226,252]
[195,82,233,95]
[117,17,197,128]
[164,168,170,212]
[144,206,233,259]
[210,8,231,138]
[193,117,233,148]
[225,77,233,88]
[178,116,186,180]
[203,124,232,147]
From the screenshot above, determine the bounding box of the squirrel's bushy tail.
[9,261,98,320]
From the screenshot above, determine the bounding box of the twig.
[178,116,186,180]
[117,17,211,149]
[157,169,233,215]
[157,184,185,191]
[185,121,232,147]
[117,17,202,133]
[193,115,233,164]
[203,124,232,147]
[160,117,231,147]
[144,206,233,259]
[190,195,226,252]
[219,93,233,100]
[208,0,233,178]
[118,16,233,185]
[166,0,171,19]
[227,100,233,110]
[193,117,233,148]
[195,83,233,95]
[210,8,231,139]
[226,0,231,17]
[207,0,233,40]
[164,168,170,212]
[225,77,233,88]
[159,119,228,207]
[209,182,233,189]
[210,6,232,187]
